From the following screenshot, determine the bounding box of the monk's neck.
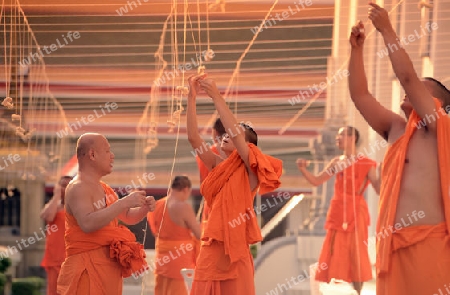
[168,193,186,202]
[342,149,357,158]
[77,171,103,183]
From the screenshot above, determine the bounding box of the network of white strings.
[0,0,69,186]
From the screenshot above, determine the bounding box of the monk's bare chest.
[404,130,438,168]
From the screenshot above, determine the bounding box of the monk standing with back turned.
[147,175,201,295]
[349,3,450,294]
[187,74,283,295]
[57,133,156,295]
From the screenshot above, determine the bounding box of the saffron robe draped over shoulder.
[147,197,199,295]
[191,143,282,295]
[376,99,450,294]
[57,182,147,295]
[315,157,376,283]
[196,145,219,231]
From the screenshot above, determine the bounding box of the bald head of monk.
[401,77,450,117]
[76,133,115,176]
[169,175,192,201]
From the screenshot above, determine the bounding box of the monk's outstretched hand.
[296,158,309,169]
[199,78,221,100]
[368,2,393,34]
[188,74,206,98]
[123,190,147,208]
[145,196,156,212]
[349,21,365,48]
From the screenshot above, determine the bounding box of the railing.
[260,193,306,240]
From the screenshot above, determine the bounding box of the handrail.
[260,193,306,240]
[254,236,297,270]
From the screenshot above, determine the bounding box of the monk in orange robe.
[297,126,379,294]
[147,175,201,295]
[195,118,226,232]
[187,75,283,295]
[349,5,450,294]
[56,133,156,295]
[41,176,73,295]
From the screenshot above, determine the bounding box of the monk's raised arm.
[349,21,404,140]
[40,184,61,223]
[296,158,336,186]
[368,3,437,131]
[187,75,221,170]
[199,78,258,190]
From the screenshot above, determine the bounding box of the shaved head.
[76,133,104,161]
[76,133,114,176]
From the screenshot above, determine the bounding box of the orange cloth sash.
[391,222,447,252]
[377,222,450,295]
[197,145,219,231]
[377,98,450,275]
[200,143,282,266]
[196,145,219,183]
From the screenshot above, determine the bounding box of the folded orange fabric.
[155,274,188,295]
[377,223,450,295]
[57,182,147,295]
[196,146,219,183]
[200,143,282,267]
[192,143,282,294]
[190,240,255,294]
[196,146,219,232]
[377,98,450,275]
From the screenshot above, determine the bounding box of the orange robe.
[191,143,282,295]
[376,99,450,294]
[148,197,199,295]
[315,157,376,283]
[57,182,147,295]
[196,145,219,231]
[41,209,66,295]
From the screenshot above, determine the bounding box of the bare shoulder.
[171,201,193,215]
[65,180,94,213]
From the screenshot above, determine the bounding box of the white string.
[279,0,407,135]
[202,0,280,134]
[137,8,171,291]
